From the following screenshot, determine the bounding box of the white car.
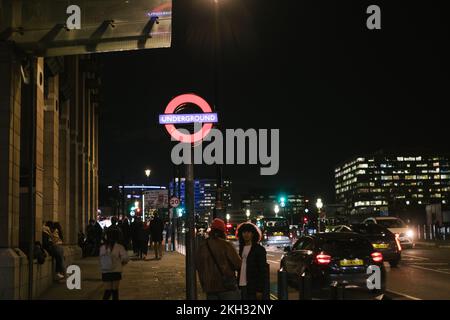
[363,217,415,248]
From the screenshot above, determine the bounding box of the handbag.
[100,246,114,272]
[206,240,237,291]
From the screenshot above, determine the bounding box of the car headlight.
[406,230,414,238]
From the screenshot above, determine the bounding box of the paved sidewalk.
[39,250,205,300]
[415,240,450,248]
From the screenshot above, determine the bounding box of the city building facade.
[0,48,100,299]
[169,178,232,218]
[241,190,308,224]
[335,151,450,220]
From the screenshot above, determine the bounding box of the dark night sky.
[98,0,450,206]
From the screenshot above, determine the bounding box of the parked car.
[363,217,415,248]
[333,224,402,267]
[281,233,386,295]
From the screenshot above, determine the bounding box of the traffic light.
[303,216,309,224]
[278,195,286,208]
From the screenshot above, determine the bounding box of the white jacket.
[99,243,129,273]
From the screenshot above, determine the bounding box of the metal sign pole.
[185,149,197,300]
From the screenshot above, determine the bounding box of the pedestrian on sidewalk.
[196,218,242,300]
[150,212,164,260]
[130,217,140,256]
[121,217,131,250]
[164,221,172,251]
[236,222,268,300]
[100,227,129,300]
[108,216,124,245]
[140,219,151,260]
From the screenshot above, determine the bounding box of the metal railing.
[416,225,450,241]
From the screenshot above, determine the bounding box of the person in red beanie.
[196,218,242,300]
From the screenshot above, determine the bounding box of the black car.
[333,224,402,267]
[281,233,386,294]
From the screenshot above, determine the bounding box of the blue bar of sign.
[159,113,219,125]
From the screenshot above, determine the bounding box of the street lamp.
[316,198,323,232]
[145,169,151,180]
[274,204,280,217]
[245,209,251,221]
[226,213,230,223]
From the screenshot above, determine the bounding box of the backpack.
[100,246,114,272]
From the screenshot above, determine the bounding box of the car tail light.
[371,252,383,263]
[395,234,402,252]
[315,253,332,265]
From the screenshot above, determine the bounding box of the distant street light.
[246,209,251,221]
[316,198,324,232]
[226,213,230,223]
[274,204,280,217]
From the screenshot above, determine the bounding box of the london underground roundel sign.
[159,94,218,144]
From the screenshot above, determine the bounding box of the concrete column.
[93,105,99,216]
[77,59,86,233]
[0,41,22,302]
[68,56,80,244]
[0,43,21,249]
[43,75,59,223]
[0,46,45,299]
[59,100,70,243]
[85,91,91,222]
[34,57,45,243]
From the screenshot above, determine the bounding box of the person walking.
[134,217,147,260]
[99,227,129,300]
[236,222,269,300]
[130,217,140,256]
[150,212,164,260]
[121,217,131,250]
[196,218,242,300]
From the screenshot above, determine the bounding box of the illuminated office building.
[335,151,450,215]
[170,179,232,217]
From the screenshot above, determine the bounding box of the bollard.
[277,270,288,300]
[417,225,421,241]
[298,272,312,300]
[330,281,338,300]
[265,263,271,300]
[337,283,345,300]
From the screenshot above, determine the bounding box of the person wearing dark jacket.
[121,217,131,250]
[150,212,164,260]
[130,218,140,255]
[236,222,268,300]
[196,218,242,300]
[134,218,149,260]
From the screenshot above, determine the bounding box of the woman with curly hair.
[236,222,269,300]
